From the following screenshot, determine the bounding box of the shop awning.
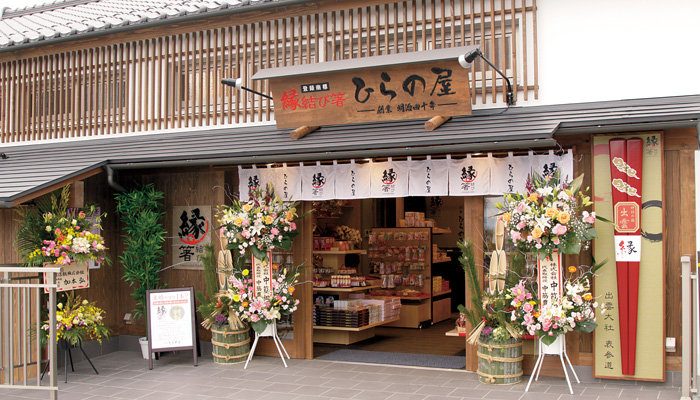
[1,94,699,207]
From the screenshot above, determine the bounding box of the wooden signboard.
[146,287,198,370]
[269,60,471,129]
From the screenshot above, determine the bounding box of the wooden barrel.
[211,325,251,365]
[477,337,523,385]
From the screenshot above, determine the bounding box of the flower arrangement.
[334,225,362,246]
[41,291,111,346]
[218,184,301,261]
[507,264,603,345]
[200,258,301,334]
[495,172,600,260]
[16,185,109,267]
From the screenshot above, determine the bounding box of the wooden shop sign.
[255,46,476,129]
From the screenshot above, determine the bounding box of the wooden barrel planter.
[477,337,523,385]
[211,325,251,365]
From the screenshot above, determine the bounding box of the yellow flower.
[545,208,558,218]
[233,217,243,226]
[583,293,593,301]
[528,193,538,202]
[57,303,63,309]
[501,212,511,223]
[242,204,253,212]
[264,215,274,224]
[532,226,543,239]
[242,269,250,276]
[233,294,241,302]
[285,211,295,221]
[82,300,88,305]
[558,211,571,224]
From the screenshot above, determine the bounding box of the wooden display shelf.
[313,284,382,293]
[313,317,400,332]
[445,328,467,337]
[432,257,451,263]
[432,289,452,297]
[313,250,368,255]
[432,227,451,234]
[313,317,401,345]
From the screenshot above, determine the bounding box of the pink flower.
[250,314,259,322]
[516,221,527,230]
[522,302,534,313]
[551,224,567,235]
[289,222,297,230]
[271,227,280,235]
[511,231,521,241]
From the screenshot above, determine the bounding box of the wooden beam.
[424,115,451,131]
[68,180,85,208]
[290,125,320,140]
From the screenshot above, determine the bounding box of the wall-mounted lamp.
[458,47,515,106]
[221,78,273,100]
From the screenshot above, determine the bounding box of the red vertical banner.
[608,138,643,376]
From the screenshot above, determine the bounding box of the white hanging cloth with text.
[238,166,269,202]
[408,158,449,196]
[490,152,531,195]
[448,154,493,196]
[267,164,302,202]
[335,160,371,199]
[299,163,336,201]
[370,159,410,198]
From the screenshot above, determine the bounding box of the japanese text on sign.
[537,253,562,308]
[253,251,273,299]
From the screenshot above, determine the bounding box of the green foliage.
[458,240,485,328]
[196,243,219,321]
[115,183,167,322]
[14,186,71,267]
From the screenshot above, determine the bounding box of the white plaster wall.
[533,0,700,105]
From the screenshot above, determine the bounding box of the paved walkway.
[0,351,683,400]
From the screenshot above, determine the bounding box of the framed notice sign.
[146,287,198,370]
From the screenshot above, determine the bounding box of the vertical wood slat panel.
[532,0,539,99]
[234,25,240,124]
[500,0,506,103]
[521,0,528,101]
[157,37,163,130]
[479,0,486,103]
[185,34,191,128]
[215,28,221,125]
[205,31,212,126]
[511,0,517,102]
[242,24,248,123]
[490,0,496,103]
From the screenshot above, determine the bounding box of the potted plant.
[114,183,167,359]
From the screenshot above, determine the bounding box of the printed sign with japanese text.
[172,205,211,269]
[44,261,90,293]
[537,252,563,309]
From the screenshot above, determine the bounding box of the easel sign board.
[146,287,198,370]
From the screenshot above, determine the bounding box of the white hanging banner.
[408,158,449,196]
[268,164,302,202]
[558,150,575,183]
[490,153,530,195]
[448,154,492,196]
[335,160,371,199]
[532,150,558,180]
[370,159,409,198]
[300,163,336,200]
[238,167,268,201]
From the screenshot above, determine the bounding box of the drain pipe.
[105,165,126,193]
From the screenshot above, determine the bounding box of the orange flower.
[288,286,295,294]
[241,301,249,307]
[532,226,543,239]
[558,211,571,224]
[568,265,578,273]
[545,208,558,218]
[583,293,593,301]
[533,311,541,318]
[272,264,279,270]
[501,212,511,223]
[528,193,538,202]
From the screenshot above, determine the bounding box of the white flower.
[534,215,552,230]
[45,226,52,232]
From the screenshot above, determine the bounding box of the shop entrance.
[310,196,475,368]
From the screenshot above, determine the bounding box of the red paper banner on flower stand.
[252,250,273,299]
[537,252,563,309]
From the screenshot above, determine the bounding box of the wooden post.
[68,180,84,209]
[463,196,484,372]
[424,116,451,131]
[290,126,319,140]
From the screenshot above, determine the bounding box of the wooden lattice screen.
[0,0,537,143]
